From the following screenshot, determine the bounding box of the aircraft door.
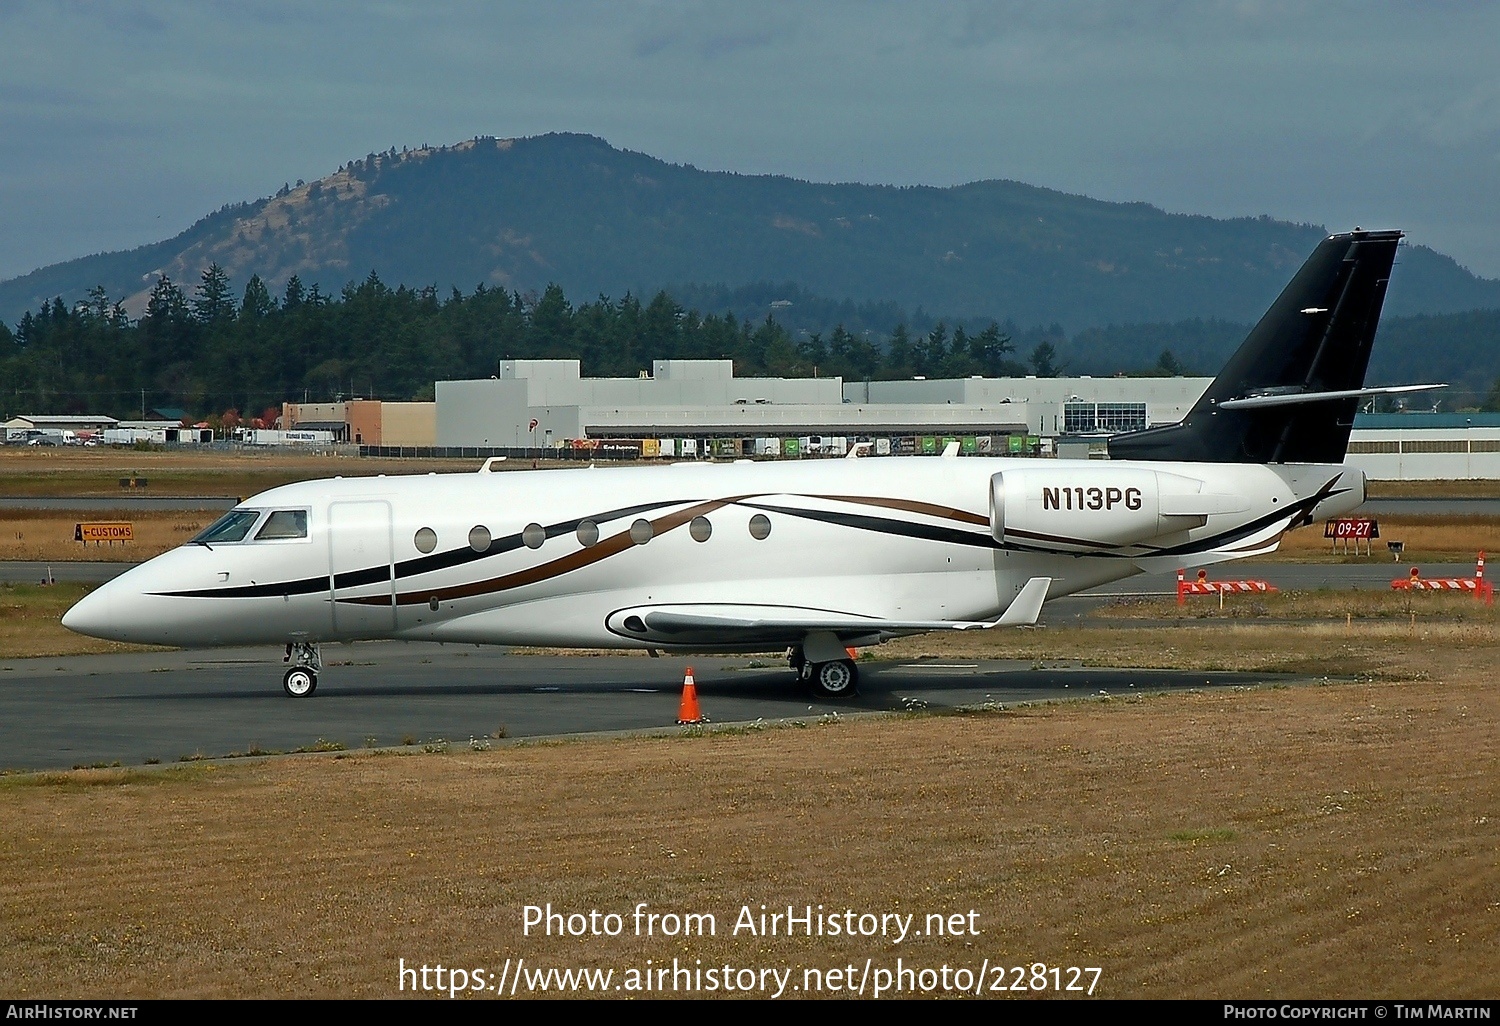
[328,500,396,637]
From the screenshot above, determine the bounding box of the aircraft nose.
[60,583,117,640]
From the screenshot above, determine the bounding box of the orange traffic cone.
[676,666,703,724]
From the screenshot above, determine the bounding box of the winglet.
[478,456,508,473]
[846,441,873,459]
[995,577,1051,626]
[940,440,960,458]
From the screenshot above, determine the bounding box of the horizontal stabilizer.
[1217,383,1445,410]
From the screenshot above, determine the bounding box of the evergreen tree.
[1483,378,1500,413]
[282,275,306,309]
[797,331,828,373]
[920,322,948,375]
[528,284,574,355]
[145,275,190,325]
[84,285,112,321]
[642,291,683,360]
[1155,348,1185,376]
[885,323,914,378]
[192,263,236,325]
[241,275,275,319]
[1029,341,1060,377]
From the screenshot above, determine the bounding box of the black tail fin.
[1108,229,1401,464]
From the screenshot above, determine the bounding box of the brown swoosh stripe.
[343,495,751,607]
[813,494,989,526]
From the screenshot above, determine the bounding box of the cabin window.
[522,523,546,549]
[192,510,261,544]
[748,514,772,540]
[629,518,654,545]
[469,525,491,552]
[254,510,308,541]
[689,516,712,542]
[576,520,600,547]
[414,527,437,553]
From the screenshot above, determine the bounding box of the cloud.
[632,2,800,60]
[3,0,1500,280]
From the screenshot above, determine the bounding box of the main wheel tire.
[809,659,858,699]
[283,666,317,697]
[789,647,807,679]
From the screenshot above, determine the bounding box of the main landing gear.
[283,641,322,698]
[791,646,860,700]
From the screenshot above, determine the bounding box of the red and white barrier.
[1390,552,1494,604]
[1177,568,1279,605]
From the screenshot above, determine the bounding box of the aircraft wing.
[606,577,1051,646]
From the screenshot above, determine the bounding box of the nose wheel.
[282,641,322,698]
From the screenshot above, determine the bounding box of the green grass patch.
[1168,828,1239,843]
[0,763,218,790]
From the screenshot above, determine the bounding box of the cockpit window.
[192,510,261,544]
[255,510,309,541]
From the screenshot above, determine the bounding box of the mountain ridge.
[4,132,1499,328]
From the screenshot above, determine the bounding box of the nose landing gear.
[283,642,322,698]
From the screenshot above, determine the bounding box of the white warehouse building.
[436,360,1030,448]
[431,359,1500,479]
[845,375,1214,438]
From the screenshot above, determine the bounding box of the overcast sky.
[3,0,1499,282]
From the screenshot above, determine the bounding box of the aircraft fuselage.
[61,455,1363,651]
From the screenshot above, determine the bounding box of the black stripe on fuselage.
[742,483,1338,560]
[152,499,683,599]
[740,501,1003,550]
[152,479,1345,600]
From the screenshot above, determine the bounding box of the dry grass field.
[0,670,1495,999]
[0,583,167,658]
[1260,517,1500,564]
[1,509,214,562]
[0,446,566,499]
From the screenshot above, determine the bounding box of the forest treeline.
[0,265,1031,420]
[3,263,1498,419]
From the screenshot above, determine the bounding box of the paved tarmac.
[0,561,134,584]
[1358,497,1500,516]
[0,643,1307,772]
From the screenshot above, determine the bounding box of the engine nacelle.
[990,467,1230,551]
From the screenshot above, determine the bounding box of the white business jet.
[63,229,1433,698]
